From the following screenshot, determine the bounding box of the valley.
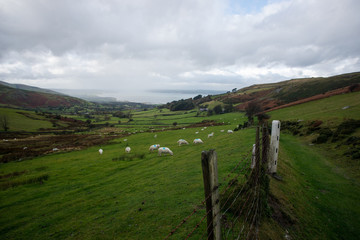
[0,73,359,239]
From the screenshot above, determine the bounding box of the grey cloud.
[0,0,360,103]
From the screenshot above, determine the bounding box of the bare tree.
[245,101,262,125]
[0,115,10,131]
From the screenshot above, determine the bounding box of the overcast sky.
[1,0,360,103]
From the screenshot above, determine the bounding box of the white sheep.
[228,130,233,134]
[125,146,131,153]
[177,139,189,146]
[99,149,103,155]
[208,132,214,138]
[158,147,173,156]
[123,139,127,142]
[149,144,160,152]
[154,134,157,138]
[195,131,199,134]
[193,138,204,144]
[220,130,225,132]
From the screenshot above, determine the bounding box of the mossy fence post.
[201,150,221,240]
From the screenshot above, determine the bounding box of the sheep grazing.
[177,139,189,146]
[208,132,214,138]
[154,134,157,138]
[99,149,103,155]
[193,138,204,144]
[149,144,160,152]
[220,130,225,132]
[123,139,128,142]
[195,131,199,134]
[158,147,173,156]
[125,146,131,153]
[227,130,233,134]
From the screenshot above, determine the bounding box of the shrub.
[313,128,333,144]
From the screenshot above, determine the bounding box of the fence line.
[164,123,271,239]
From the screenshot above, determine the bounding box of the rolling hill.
[166,72,360,113]
[220,72,360,111]
[0,83,88,109]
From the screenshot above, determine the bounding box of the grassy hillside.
[0,117,252,239]
[0,107,54,131]
[211,72,360,111]
[1,87,360,239]
[271,134,360,240]
[0,84,88,109]
[269,91,360,126]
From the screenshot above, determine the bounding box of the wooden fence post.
[262,123,269,165]
[201,150,221,240]
[269,120,281,173]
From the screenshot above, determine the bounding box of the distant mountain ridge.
[216,71,360,111]
[1,71,359,110]
[0,81,64,96]
[0,82,88,109]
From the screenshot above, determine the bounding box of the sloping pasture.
[0,113,254,239]
[269,91,360,126]
[0,107,54,131]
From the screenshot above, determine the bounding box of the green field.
[1,91,360,239]
[0,107,54,131]
[271,134,360,240]
[0,118,252,239]
[269,91,360,126]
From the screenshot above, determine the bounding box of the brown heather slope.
[215,72,360,111]
[0,84,88,108]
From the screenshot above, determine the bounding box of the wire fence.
[164,124,270,240]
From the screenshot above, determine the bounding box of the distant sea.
[55,89,227,104]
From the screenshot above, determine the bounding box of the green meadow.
[0,107,54,132]
[0,112,253,239]
[1,91,360,239]
[269,91,360,126]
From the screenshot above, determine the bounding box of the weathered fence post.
[201,150,221,240]
[262,123,269,165]
[269,120,281,173]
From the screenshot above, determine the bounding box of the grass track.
[271,134,360,240]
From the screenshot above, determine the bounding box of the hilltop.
[0,81,157,110]
[164,72,360,113]
[0,82,88,109]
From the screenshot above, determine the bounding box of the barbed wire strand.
[246,184,260,240]
[220,165,253,216]
[236,185,258,240]
[163,190,214,240]
[222,150,251,181]
[237,159,261,240]
[228,151,261,239]
[185,208,212,240]
[225,182,255,239]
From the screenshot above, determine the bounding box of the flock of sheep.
[98,128,234,157]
